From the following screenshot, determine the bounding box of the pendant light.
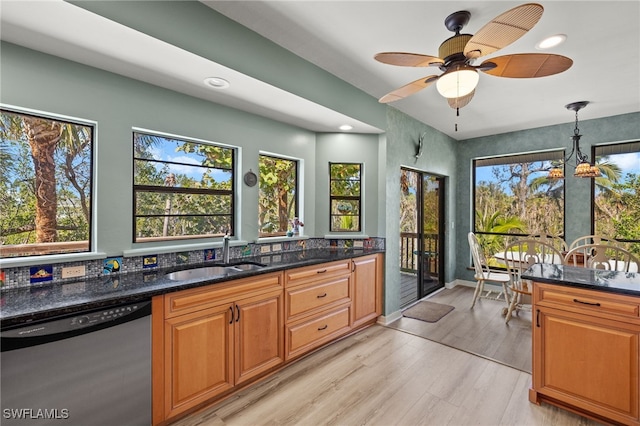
[548,101,601,179]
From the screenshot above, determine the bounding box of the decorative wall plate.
[244,169,257,187]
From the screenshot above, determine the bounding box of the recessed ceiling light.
[536,34,567,50]
[204,77,230,89]
[339,124,353,131]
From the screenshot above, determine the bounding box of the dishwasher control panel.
[1,301,151,341]
[74,303,145,327]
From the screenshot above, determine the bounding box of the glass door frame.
[400,167,446,304]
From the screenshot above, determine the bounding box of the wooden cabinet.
[284,259,353,360]
[154,272,284,422]
[531,282,640,425]
[152,253,383,424]
[351,254,383,329]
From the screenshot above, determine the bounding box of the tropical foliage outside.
[133,132,234,242]
[474,147,640,262]
[258,154,297,236]
[399,169,441,272]
[594,146,640,255]
[330,163,361,232]
[1,109,93,258]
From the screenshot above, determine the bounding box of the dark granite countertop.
[0,248,384,327]
[522,263,640,296]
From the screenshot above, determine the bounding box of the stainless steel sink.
[165,266,229,281]
[225,262,265,272]
[165,262,266,280]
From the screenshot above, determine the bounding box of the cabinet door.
[534,306,640,424]
[351,254,382,328]
[235,289,284,385]
[164,304,234,419]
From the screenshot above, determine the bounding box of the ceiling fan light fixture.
[436,66,479,98]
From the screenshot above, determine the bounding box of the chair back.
[564,244,639,272]
[468,232,489,278]
[503,239,565,295]
[568,235,620,250]
[527,233,568,252]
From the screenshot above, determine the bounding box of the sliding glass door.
[400,168,445,306]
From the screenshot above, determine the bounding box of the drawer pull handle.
[317,293,327,298]
[317,269,327,274]
[318,325,328,331]
[573,298,601,307]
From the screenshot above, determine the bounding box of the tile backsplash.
[0,237,384,289]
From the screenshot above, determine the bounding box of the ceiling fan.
[375,3,573,109]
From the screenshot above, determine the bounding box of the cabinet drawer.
[286,275,350,321]
[286,305,351,360]
[165,272,283,318]
[535,284,640,321]
[285,260,352,287]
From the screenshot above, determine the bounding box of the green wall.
[455,112,640,282]
[69,0,387,132]
[1,0,460,319]
[5,2,635,319]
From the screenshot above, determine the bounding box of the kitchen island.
[523,263,640,426]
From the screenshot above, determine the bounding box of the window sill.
[256,235,309,244]
[324,234,370,239]
[0,251,108,268]
[123,240,249,257]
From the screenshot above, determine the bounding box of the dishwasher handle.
[1,300,151,352]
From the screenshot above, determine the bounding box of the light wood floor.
[172,324,601,425]
[388,285,532,373]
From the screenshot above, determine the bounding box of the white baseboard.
[377,310,402,325]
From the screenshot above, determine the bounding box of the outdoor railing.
[400,232,439,276]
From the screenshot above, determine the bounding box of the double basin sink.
[165,262,266,281]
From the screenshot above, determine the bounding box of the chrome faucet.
[222,230,231,264]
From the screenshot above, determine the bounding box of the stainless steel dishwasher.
[1,300,152,426]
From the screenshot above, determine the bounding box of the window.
[0,107,94,258]
[330,163,361,232]
[593,141,640,255]
[258,154,298,237]
[473,151,564,263]
[133,131,234,242]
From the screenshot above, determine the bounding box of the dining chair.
[467,232,511,309]
[527,233,569,253]
[568,235,620,250]
[564,243,639,272]
[502,239,565,324]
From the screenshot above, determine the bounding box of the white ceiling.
[2,1,639,140]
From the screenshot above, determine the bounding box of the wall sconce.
[548,101,601,179]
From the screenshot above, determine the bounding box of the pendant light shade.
[436,66,479,98]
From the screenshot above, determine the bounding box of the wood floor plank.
[387,285,533,373]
